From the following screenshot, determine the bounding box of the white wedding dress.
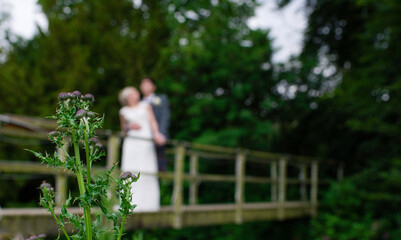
[120,102,160,212]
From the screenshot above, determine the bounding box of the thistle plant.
[29,91,138,240]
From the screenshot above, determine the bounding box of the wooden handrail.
[186,150,235,160]
[0,122,342,167]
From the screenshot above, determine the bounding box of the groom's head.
[140,77,156,97]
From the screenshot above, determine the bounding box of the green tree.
[298,0,401,149]
[0,0,170,128]
[0,0,282,151]
[155,0,278,149]
[278,0,401,238]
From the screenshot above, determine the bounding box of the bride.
[119,86,165,212]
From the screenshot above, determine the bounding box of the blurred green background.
[1,0,401,239]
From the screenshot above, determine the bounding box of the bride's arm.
[146,104,166,145]
[119,113,127,136]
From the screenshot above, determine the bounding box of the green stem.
[49,204,71,240]
[117,187,131,240]
[117,213,128,240]
[84,132,91,185]
[83,117,91,186]
[72,132,92,240]
[63,101,69,110]
[83,207,92,239]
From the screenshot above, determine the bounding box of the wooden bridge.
[0,114,343,237]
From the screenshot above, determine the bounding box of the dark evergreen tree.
[277,0,401,238]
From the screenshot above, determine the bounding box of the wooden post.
[107,134,121,205]
[337,162,344,182]
[299,164,307,201]
[172,143,186,229]
[55,174,67,207]
[277,156,287,220]
[107,134,120,169]
[189,153,199,205]
[235,150,246,224]
[271,161,278,202]
[56,139,69,207]
[310,160,319,216]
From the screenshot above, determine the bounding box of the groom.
[140,77,170,172]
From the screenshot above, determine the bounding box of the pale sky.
[249,0,306,62]
[0,0,306,63]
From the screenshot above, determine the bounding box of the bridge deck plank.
[0,202,313,236]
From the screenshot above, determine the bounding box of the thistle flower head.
[95,142,103,148]
[72,90,82,98]
[27,235,46,240]
[75,109,87,119]
[83,93,95,102]
[120,171,134,180]
[40,181,54,192]
[58,92,69,101]
[65,92,74,99]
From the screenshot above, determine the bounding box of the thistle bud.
[66,92,74,99]
[120,171,134,180]
[83,93,95,102]
[48,131,60,139]
[87,111,96,118]
[40,181,54,192]
[38,234,47,239]
[72,90,82,98]
[89,137,99,146]
[58,92,69,101]
[75,109,87,119]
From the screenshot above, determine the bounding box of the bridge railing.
[0,123,341,229]
[163,141,320,226]
[100,135,321,226]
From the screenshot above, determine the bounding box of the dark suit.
[150,94,170,138]
[147,94,170,171]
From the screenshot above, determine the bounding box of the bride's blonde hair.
[118,86,138,106]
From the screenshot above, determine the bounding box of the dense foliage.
[0,0,285,151]
[277,0,401,239]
